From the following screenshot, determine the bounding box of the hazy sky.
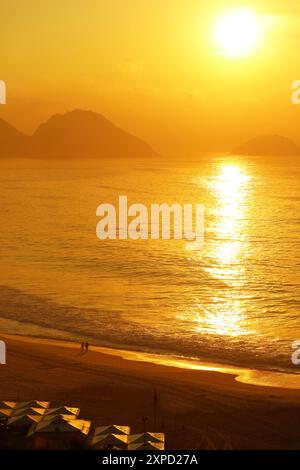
[1,0,300,153]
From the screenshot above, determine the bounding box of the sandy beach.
[1,334,300,450]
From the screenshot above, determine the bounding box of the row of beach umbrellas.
[0,401,89,436]
[0,401,165,449]
[91,424,165,450]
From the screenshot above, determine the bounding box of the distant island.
[233,135,300,156]
[0,110,157,159]
[2,116,300,159]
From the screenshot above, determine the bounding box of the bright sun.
[213,8,262,58]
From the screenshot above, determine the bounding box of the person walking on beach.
[85,341,89,352]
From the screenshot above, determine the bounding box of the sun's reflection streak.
[214,165,249,234]
[194,163,253,337]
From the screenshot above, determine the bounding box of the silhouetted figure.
[85,341,89,352]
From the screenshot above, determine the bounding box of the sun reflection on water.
[212,164,251,269]
[195,298,250,337]
[194,163,253,337]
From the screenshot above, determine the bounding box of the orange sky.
[1,0,300,153]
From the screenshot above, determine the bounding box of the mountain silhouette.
[233,135,300,156]
[0,118,28,157]
[30,110,157,158]
[0,110,157,159]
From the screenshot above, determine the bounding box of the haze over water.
[0,155,299,373]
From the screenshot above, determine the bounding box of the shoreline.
[2,333,300,390]
[1,333,300,449]
[0,287,298,384]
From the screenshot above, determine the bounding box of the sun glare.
[213,8,262,58]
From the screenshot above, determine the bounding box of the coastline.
[2,333,300,390]
[1,333,300,449]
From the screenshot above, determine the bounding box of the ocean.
[0,155,299,375]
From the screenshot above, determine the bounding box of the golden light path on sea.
[194,163,252,337]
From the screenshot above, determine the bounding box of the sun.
[213,8,262,58]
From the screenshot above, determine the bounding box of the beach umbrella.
[27,419,91,450]
[27,419,91,436]
[12,407,47,417]
[129,432,165,444]
[8,414,42,433]
[91,433,128,450]
[129,441,165,451]
[94,425,130,436]
[42,414,77,423]
[45,407,80,417]
[15,401,50,409]
[0,409,13,419]
[0,401,17,409]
